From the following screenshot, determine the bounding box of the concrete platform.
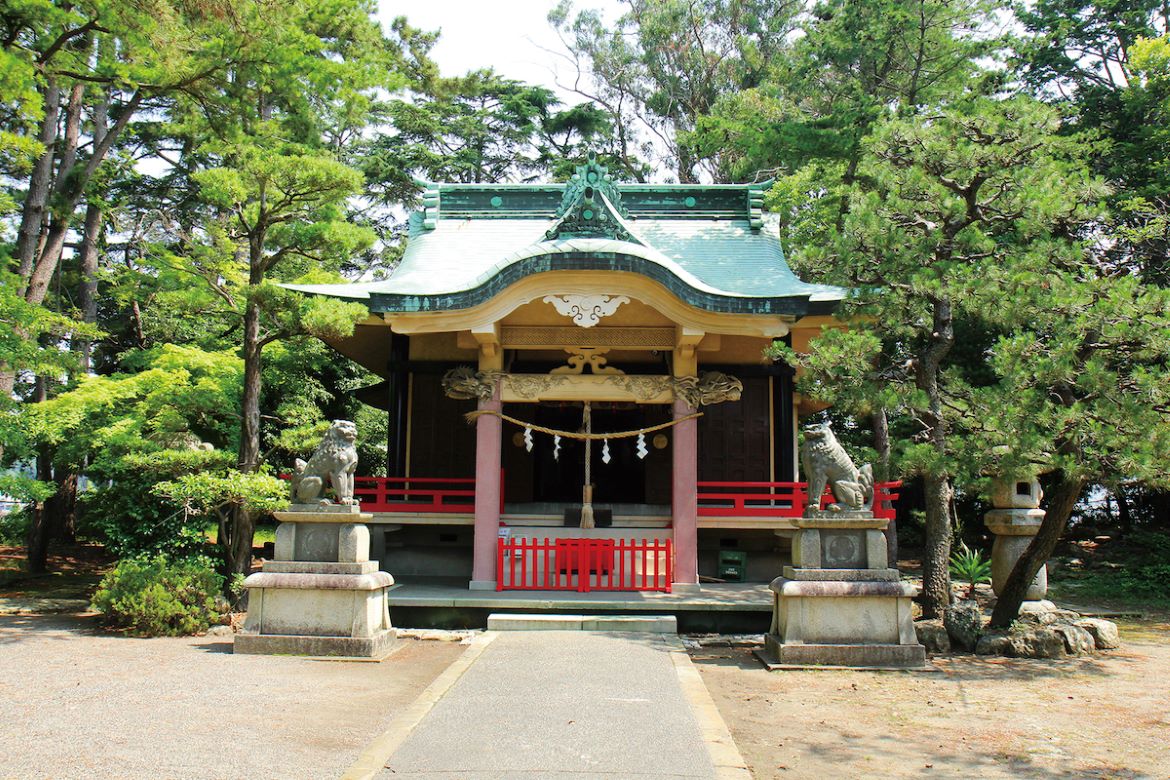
[386,578,772,633]
[487,613,678,633]
[358,632,739,779]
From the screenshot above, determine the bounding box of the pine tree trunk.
[47,472,78,544]
[239,298,262,474]
[920,472,953,617]
[226,508,256,580]
[915,297,955,618]
[77,202,102,373]
[13,85,61,289]
[989,473,1086,628]
[27,451,54,575]
[1115,484,1132,533]
[77,90,107,374]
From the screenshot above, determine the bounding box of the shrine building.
[286,157,896,595]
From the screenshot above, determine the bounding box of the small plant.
[91,556,224,637]
[949,543,993,599]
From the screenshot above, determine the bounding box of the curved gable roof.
[284,157,846,317]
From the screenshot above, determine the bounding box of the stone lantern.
[984,477,1047,600]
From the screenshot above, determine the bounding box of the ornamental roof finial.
[545,152,636,242]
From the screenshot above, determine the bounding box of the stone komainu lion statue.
[291,420,359,505]
[800,421,874,515]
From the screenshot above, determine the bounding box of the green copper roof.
[285,157,846,316]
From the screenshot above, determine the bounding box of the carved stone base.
[281,503,363,515]
[765,577,925,669]
[762,635,926,669]
[234,630,397,660]
[236,567,395,659]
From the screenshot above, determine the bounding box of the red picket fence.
[354,472,505,514]
[696,480,902,520]
[497,537,672,593]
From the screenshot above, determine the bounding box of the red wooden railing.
[354,472,505,514]
[497,537,672,593]
[872,482,901,520]
[696,480,902,520]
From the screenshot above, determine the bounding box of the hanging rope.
[464,409,703,439]
[581,402,594,528]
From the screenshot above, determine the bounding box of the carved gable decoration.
[441,366,502,401]
[542,294,629,327]
[550,348,625,375]
[672,371,744,408]
[544,155,641,243]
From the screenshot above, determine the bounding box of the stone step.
[487,613,677,633]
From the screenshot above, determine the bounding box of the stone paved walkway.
[363,631,730,779]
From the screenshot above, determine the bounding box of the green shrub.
[81,449,233,562]
[949,542,992,598]
[0,507,31,545]
[91,556,224,636]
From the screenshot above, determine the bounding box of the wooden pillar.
[671,397,699,589]
[470,332,503,590]
[470,390,502,589]
[671,330,701,590]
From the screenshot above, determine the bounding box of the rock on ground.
[975,632,1011,656]
[1008,627,1067,659]
[944,600,983,652]
[1076,618,1120,650]
[914,619,951,654]
[1051,624,1095,655]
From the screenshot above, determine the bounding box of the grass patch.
[1050,529,1170,612]
[0,543,115,599]
[201,520,277,546]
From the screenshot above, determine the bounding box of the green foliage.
[1053,531,1170,606]
[13,347,246,561]
[689,0,994,182]
[552,0,799,180]
[154,471,288,520]
[0,507,31,545]
[19,346,244,472]
[83,449,233,562]
[949,543,992,597]
[0,472,55,505]
[91,556,224,637]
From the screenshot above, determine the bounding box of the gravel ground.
[692,620,1170,779]
[0,614,465,780]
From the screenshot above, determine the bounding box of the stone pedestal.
[985,478,1047,600]
[763,511,925,669]
[235,505,397,659]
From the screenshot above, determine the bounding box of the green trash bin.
[717,550,747,582]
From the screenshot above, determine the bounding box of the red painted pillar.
[672,398,699,588]
[470,390,502,589]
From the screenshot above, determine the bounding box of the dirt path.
[0,615,464,780]
[692,623,1170,779]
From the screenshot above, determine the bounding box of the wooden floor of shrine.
[386,578,773,633]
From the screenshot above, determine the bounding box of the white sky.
[377,0,623,105]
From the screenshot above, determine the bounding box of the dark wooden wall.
[407,372,477,478]
[697,376,773,482]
